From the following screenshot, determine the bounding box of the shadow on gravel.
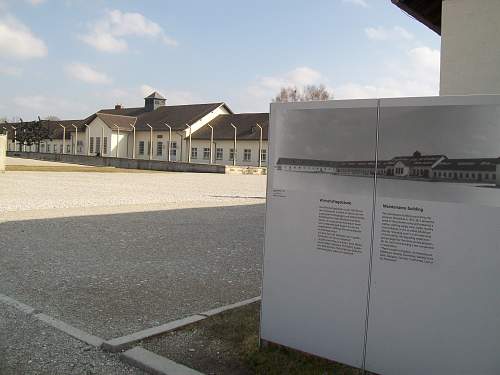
[0,204,265,340]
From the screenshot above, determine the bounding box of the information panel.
[260,96,500,374]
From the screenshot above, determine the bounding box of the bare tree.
[44,115,61,121]
[272,84,333,103]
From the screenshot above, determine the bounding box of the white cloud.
[342,0,368,7]
[0,14,48,59]
[335,46,440,99]
[79,9,178,53]
[65,63,112,84]
[365,26,414,41]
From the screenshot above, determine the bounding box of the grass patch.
[140,302,362,375]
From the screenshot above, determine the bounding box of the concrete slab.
[121,347,203,375]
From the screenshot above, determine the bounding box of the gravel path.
[0,171,266,213]
[0,304,146,375]
[0,171,266,338]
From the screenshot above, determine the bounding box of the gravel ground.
[0,171,266,212]
[0,170,266,341]
[0,304,146,375]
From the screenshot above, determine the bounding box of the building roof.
[98,102,229,132]
[95,113,136,131]
[277,158,338,168]
[2,119,85,140]
[191,113,269,141]
[433,158,500,172]
[392,0,442,34]
[387,154,446,167]
[145,91,165,100]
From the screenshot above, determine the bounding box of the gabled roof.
[97,102,229,132]
[191,113,269,140]
[145,91,165,100]
[433,158,500,172]
[95,113,136,131]
[392,0,442,35]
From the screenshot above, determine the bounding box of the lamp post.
[207,124,213,164]
[11,126,16,151]
[59,124,66,154]
[130,124,136,159]
[84,124,90,156]
[146,123,153,160]
[113,124,120,157]
[256,123,263,167]
[164,123,172,162]
[230,123,237,166]
[100,126,104,156]
[71,124,78,155]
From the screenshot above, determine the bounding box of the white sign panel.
[260,96,500,374]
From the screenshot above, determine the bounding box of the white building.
[3,92,269,167]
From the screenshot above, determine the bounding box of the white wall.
[190,139,268,166]
[440,0,500,95]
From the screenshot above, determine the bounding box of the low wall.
[0,135,6,172]
[225,165,267,175]
[7,152,226,174]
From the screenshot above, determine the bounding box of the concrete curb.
[199,296,261,317]
[105,296,261,353]
[0,293,38,315]
[102,315,207,353]
[122,347,204,375]
[35,313,104,347]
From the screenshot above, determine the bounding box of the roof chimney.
[144,91,166,112]
[115,104,122,109]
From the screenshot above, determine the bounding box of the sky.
[0,0,441,121]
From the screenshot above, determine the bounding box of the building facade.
[2,92,269,167]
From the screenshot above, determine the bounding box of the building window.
[59,144,63,153]
[203,147,210,160]
[157,141,163,156]
[216,148,223,160]
[95,137,101,154]
[157,135,163,139]
[493,174,496,180]
[66,144,71,153]
[89,137,94,153]
[47,144,50,152]
[244,149,251,161]
[191,147,198,159]
[485,174,489,180]
[229,148,236,161]
[139,141,145,155]
[261,149,267,162]
[103,137,108,154]
[170,141,177,158]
